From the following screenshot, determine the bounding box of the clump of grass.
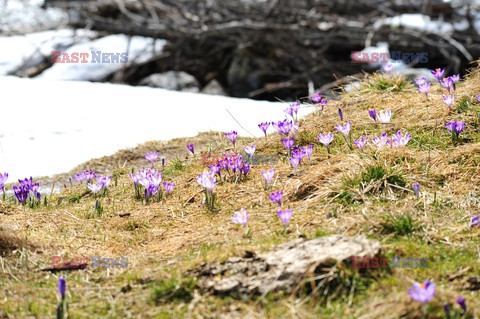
[345,164,406,195]
[381,213,416,236]
[150,277,197,305]
[163,154,186,178]
[456,96,473,114]
[362,74,409,92]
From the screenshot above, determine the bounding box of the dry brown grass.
[2,64,480,318]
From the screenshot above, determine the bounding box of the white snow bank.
[374,14,454,34]
[0,76,314,181]
[37,35,166,81]
[0,29,97,75]
[0,0,67,34]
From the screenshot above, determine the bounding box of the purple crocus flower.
[338,108,343,121]
[187,143,194,155]
[87,183,102,194]
[477,94,480,102]
[262,169,275,187]
[289,156,301,174]
[391,130,412,147]
[258,122,270,137]
[58,276,66,300]
[442,95,455,108]
[277,209,293,226]
[334,121,352,136]
[415,77,427,86]
[377,110,392,124]
[96,175,111,189]
[0,172,8,192]
[284,102,300,118]
[303,145,313,160]
[353,136,368,149]
[144,152,160,164]
[230,208,248,226]
[443,303,451,319]
[240,163,250,177]
[431,67,445,82]
[371,133,390,149]
[196,171,216,193]
[83,170,96,182]
[162,182,175,194]
[417,82,432,99]
[244,145,256,157]
[413,183,420,198]
[457,296,467,312]
[450,74,460,91]
[382,63,393,73]
[445,120,466,139]
[441,77,453,93]
[311,92,328,110]
[470,215,480,227]
[281,137,295,151]
[13,185,28,203]
[368,109,377,121]
[73,172,85,183]
[209,164,222,177]
[270,190,283,206]
[408,280,435,304]
[225,131,238,149]
[318,133,334,152]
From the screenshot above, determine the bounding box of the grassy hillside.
[1,64,480,318]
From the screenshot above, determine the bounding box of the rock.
[189,235,382,296]
[201,80,227,96]
[139,71,200,92]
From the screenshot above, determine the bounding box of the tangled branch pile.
[45,0,480,99]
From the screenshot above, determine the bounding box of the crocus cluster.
[289,145,313,174]
[353,131,412,150]
[13,177,41,206]
[87,174,112,197]
[408,278,470,317]
[73,169,96,183]
[130,168,168,202]
[207,153,251,183]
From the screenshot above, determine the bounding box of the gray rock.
[139,71,200,92]
[201,80,227,96]
[189,235,382,296]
